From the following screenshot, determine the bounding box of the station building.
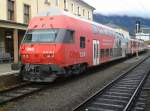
[135,21,150,41]
[136,27,150,41]
[0,0,95,63]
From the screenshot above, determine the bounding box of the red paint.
[20,15,147,69]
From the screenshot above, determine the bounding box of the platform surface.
[0,63,19,76]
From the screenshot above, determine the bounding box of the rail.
[73,55,150,111]
[0,82,49,105]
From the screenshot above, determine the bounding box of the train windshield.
[22,29,74,43]
[22,29,58,43]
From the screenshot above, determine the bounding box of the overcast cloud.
[84,0,150,18]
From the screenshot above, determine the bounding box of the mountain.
[93,14,150,35]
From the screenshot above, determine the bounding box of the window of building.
[24,4,30,24]
[77,6,80,16]
[56,0,59,6]
[88,11,90,19]
[83,9,85,16]
[80,37,85,48]
[7,0,15,21]
[71,3,74,12]
[44,0,50,5]
[64,0,68,10]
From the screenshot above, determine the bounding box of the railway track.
[0,82,49,105]
[0,54,149,108]
[73,55,150,111]
[132,71,150,110]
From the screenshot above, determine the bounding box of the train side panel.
[19,14,147,82]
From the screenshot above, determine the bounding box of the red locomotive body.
[19,11,147,82]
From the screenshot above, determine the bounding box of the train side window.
[103,28,106,35]
[104,49,108,56]
[107,30,110,36]
[103,28,107,36]
[106,49,109,56]
[80,36,85,48]
[98,26,104,35]
[65,30,74,43]
[110,49,113,56]
[59,30,74,43]
[100,49,104,58]
[92,25,99,34]
[56,29,74,43]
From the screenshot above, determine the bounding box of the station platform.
[0,63,20,90]
[0,63,19,76]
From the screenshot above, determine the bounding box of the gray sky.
[84,0,150,18]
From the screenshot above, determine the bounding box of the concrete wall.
[0,0,7,20]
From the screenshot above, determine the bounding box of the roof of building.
[79,0,96,10]
[140,26,150,34]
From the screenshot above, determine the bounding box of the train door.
[93,40,100,65]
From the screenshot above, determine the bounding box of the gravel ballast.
[2,53,148,111]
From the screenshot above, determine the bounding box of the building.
[0,0,95,63]
[135,21,150,41]
[136,27,150,41]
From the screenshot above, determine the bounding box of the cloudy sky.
[84,0,150,18]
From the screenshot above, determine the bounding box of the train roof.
[37,8,115,31]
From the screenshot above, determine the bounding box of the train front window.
[22,29,58,43]
[22,29,74,43]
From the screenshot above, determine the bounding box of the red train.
[19,10,147,82]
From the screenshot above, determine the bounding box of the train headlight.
[22,54,29,59]
[43,54,50,58]
[22,55,25,58]
[26,54,29,58]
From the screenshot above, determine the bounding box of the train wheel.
[65,67,72,77]
[80,64,87,74]
[18,64,24,77]
[72,64,87,75]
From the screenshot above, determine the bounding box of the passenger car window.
[64,30,74,43]
[22,29,74,43]
[80,37,85,48]
[92,25,99,34]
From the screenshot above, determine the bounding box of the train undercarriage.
[20,63,87,82]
